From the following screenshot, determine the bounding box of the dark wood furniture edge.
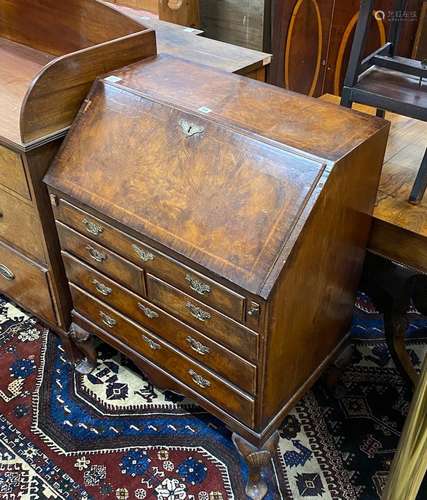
[369,218,427,274]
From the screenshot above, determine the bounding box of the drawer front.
[146,274,258,363]
[0,189,44,262]
[62,252,256,394]
[70,284,254,427]
[0,146,30,200]
[57,222,144,295]
[0,240,55,323]
[54,199,245,321]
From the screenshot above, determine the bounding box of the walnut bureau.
[0,0,155,342]
[44,55,390,499]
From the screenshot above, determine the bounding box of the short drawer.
[57,222,144,295]
[0,146,30,200]
[146,274,258,363]
[62,252,256,394]
[70,284,255,427]
[0,239,55,323]
[0,189,44,262]
[53,199,245,321]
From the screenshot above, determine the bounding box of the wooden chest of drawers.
[44,54,389,499]
[0,0,155,339]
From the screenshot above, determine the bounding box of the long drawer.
[0,239,55,323]
[0,189,45,262]
[53,199,245,321]
[146,274,259,363]
[70,283,255,427]
[62,251,256,394]
[0,146,30,200]
[57,222,144,295]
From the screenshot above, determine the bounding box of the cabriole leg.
[232,431,279,500]
[69,323,97,375]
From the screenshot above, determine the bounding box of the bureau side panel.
[259,125,389,429]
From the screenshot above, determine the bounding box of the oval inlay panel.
[334,10,386,95]
[284,0,322,96]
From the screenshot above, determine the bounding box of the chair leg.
[388,0,408,56]
[340,87,353,108]
[343,0,375,88]
[383,309,419,387]
[409,148,427,205]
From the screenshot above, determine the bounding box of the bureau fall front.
[43,55,389,499]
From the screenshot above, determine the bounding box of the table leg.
[361,253,424,388]
[383,309,419,386]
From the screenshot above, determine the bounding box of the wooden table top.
[110,4,271,75]
[0,38,54,146]
[321,94,427,273]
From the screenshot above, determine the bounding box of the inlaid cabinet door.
[270,0,335,95]
[270,0,421,96]
[323,0,389,95]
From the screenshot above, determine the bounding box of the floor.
[321,94,427,274]
[0,292,425,499]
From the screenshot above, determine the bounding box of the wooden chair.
[341,0,427,204]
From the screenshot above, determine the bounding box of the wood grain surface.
[105,55,386,162]
[71,282,256,427]
[0,0,145,56]
[199,0,266,51]
[0,239,55,323]
[63,251,257,393]
[0,146,30,200]
[321,94,427,273]
[109,3,271,75]
[270,0,421,95]
[21,30,156,145]
[44,57,389,467]
[0,39,53,146]
[45,78,328,296]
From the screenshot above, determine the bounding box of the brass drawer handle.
[185,274,211,296]
[186,302,211,322]
[86,245,107,263]
[137,303,159,319]
[0,264,15,281]
[100,311,116,328]
[82,218,103,237]
[92,279,112,296]
[248,302,260,318]
[143,335,161,351]
[186,336,210,356]
[132,244,154,263]
[188,369,211,389]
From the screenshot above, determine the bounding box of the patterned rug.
[0,293,426,500]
